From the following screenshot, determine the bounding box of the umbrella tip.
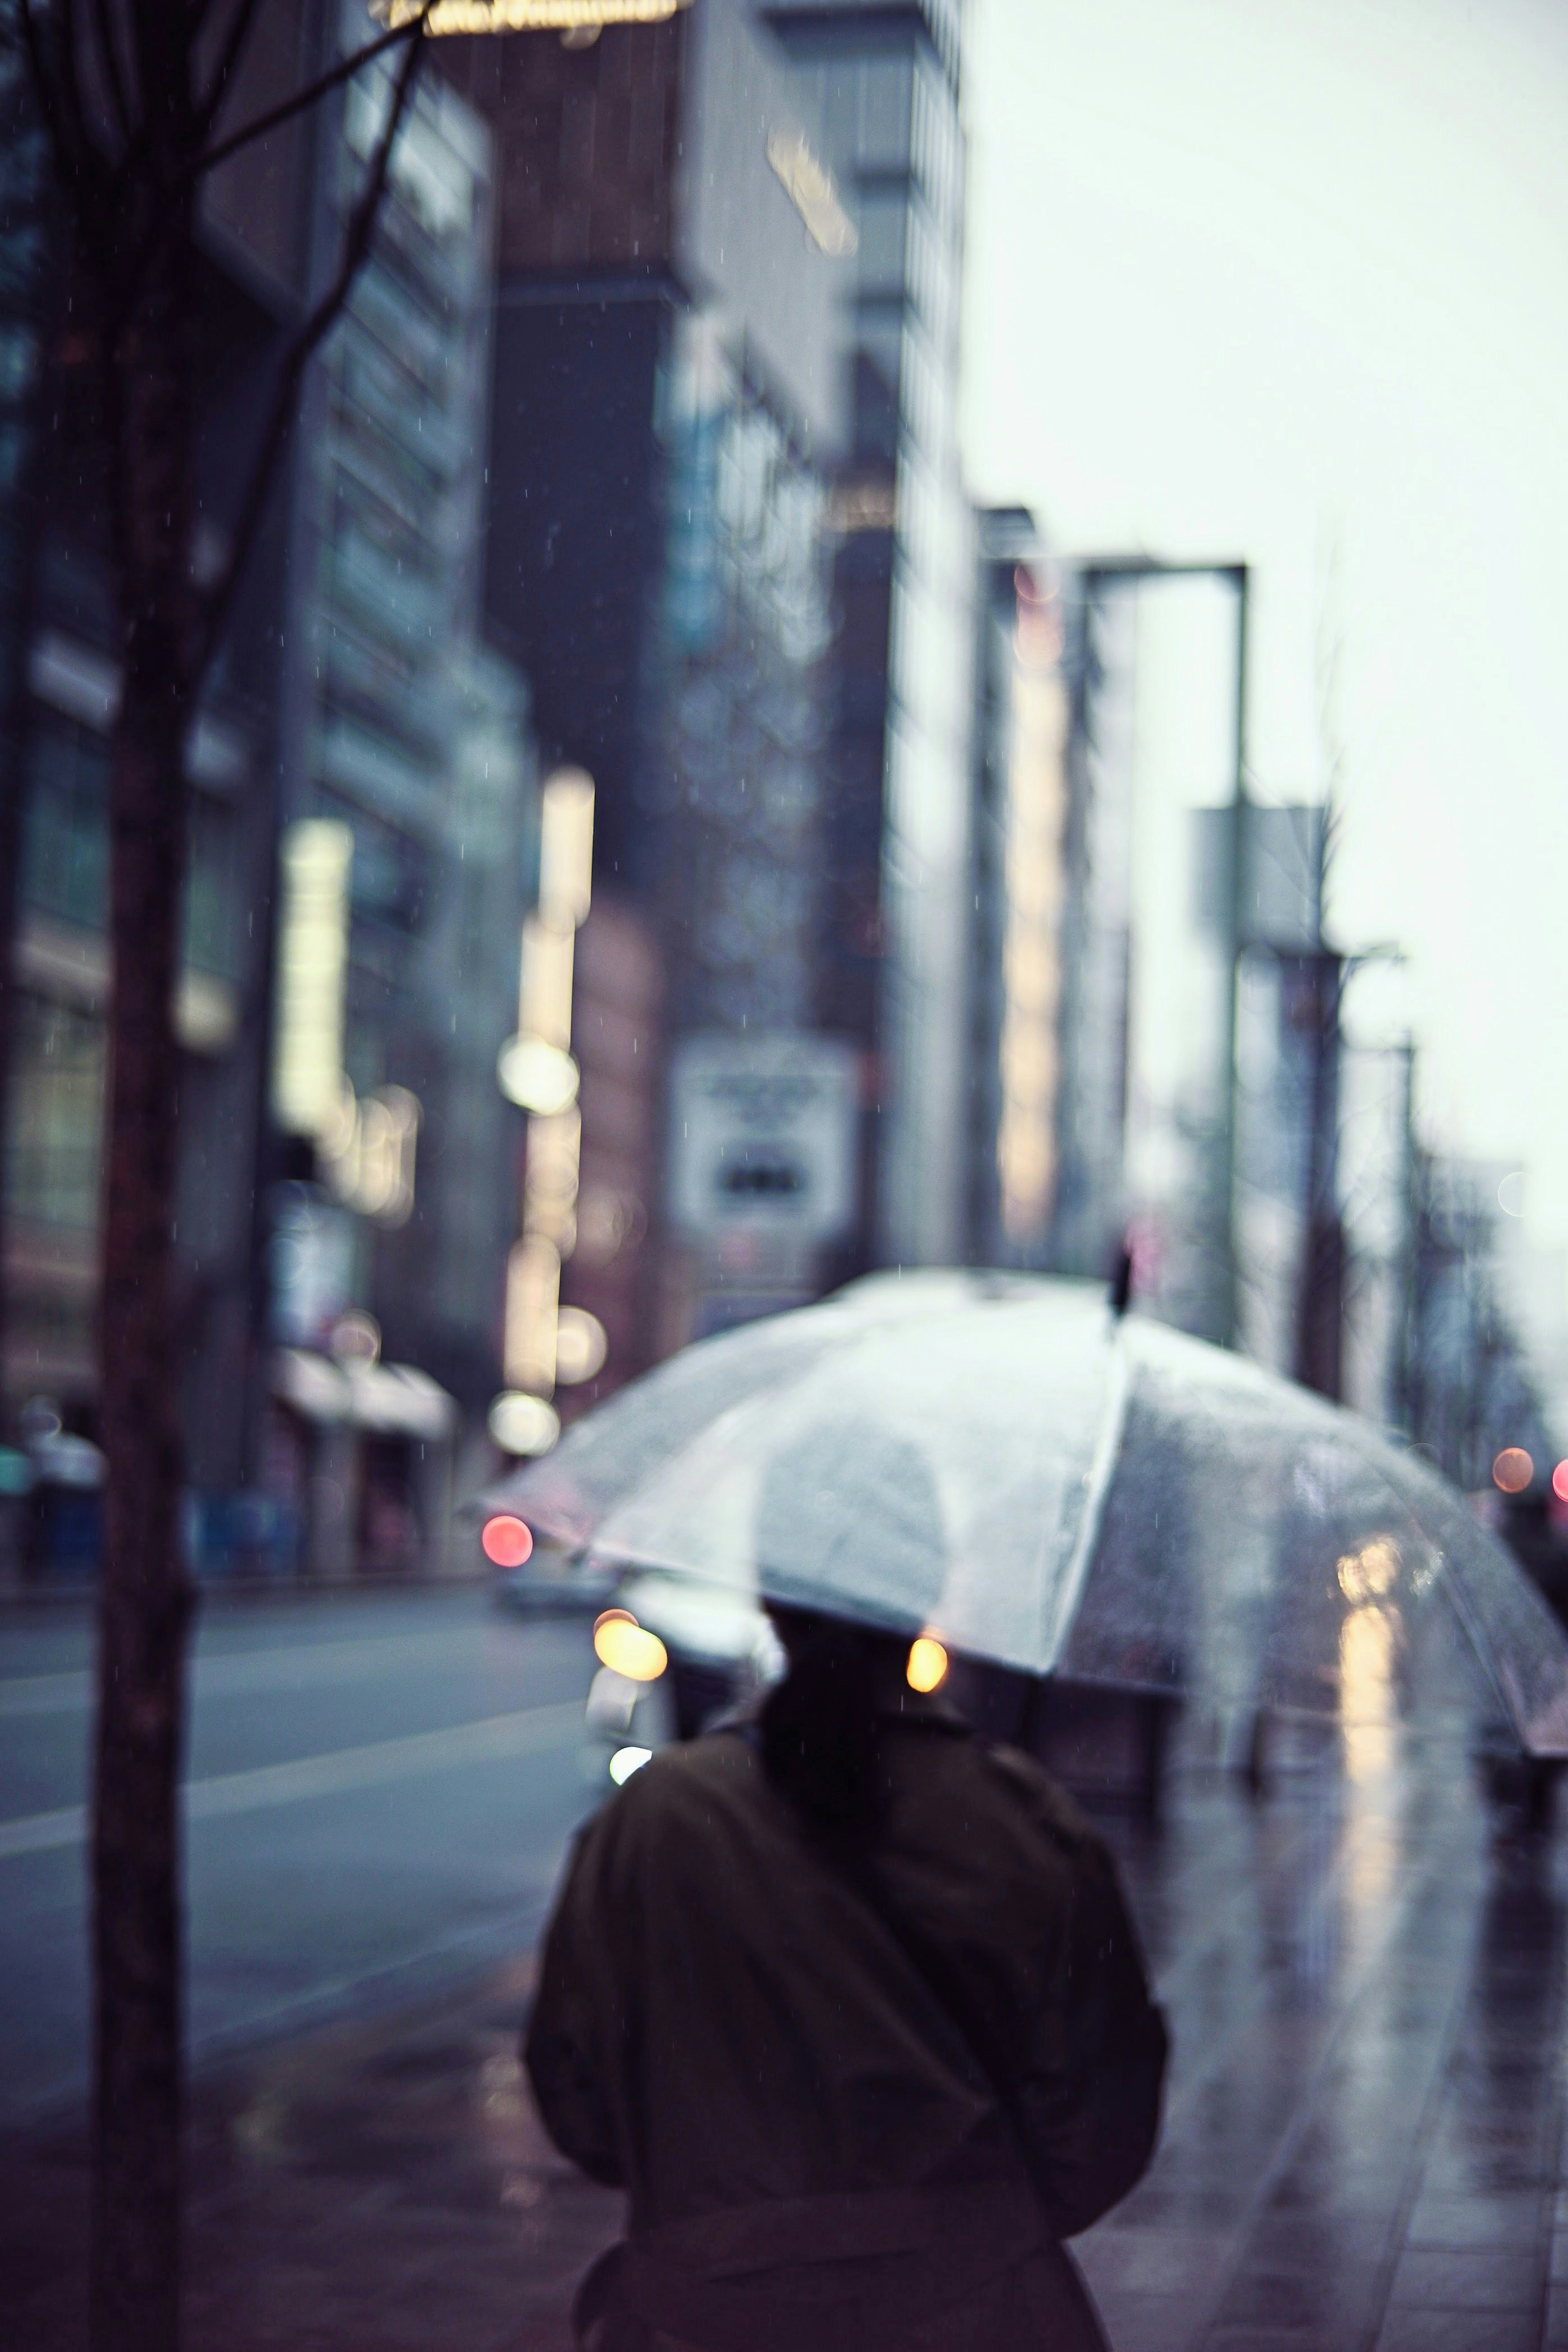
[1109,1241,1135,1320]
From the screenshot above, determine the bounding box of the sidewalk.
[5,1711,1568,2352]
[0,1957,619,2352]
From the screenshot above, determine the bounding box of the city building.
[263,13,537,1570]
[0,5,542,1576]
[966,519,1139,1286]
[436,0,868,1438]
[772,0,975,1275]
[0,10,320,1553]
[964,531,1412,1413]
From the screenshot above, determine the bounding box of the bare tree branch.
[87,0,134,155]
[192,0,266,141]
[196,18,427,669]
[195,14,423,181]
[18,0,104,230]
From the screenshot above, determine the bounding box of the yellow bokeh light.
[1336,1535,1400,1605]
[592,1613,668,1683]
[1339,1601,1401,1789]
[907,1635,949,1693]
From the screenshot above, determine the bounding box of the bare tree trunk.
[10,11,429,2339]
[0,5,51,1443]
[91,219,199,2352]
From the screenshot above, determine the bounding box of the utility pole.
[1217,564,1249,1349]
[1291,946,1346,1399]
[1389,1039,1419,1438]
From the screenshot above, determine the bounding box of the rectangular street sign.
[668,1033,858,1243]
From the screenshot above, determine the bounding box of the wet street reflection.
[1078,1699,1568,2352]
[4,1654,1566,2351]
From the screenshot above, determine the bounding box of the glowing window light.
[374,0,687,28]
[1554,1462,1568,1505]
[481,1515,533,1568]
[1336,1535,1400,1605]
[487,1390,560,1457]
[498,1035,579,1117]
[555,1306,608,1385]
[995,624,1068,1245]
[592,1613,668,1681]
[609,1746,653,1784]
[504,1234,560,1395]
[538,769,596,930]
[765,128,858,259]
[907,1636,949,1693]
[1493,1448,1534,1495]
[524,1108,582,1247]
[272,820,353,1137]
[326,1083,421,1226]
[519,916,575,1051]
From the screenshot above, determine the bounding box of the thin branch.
[195,15,422,182]
[87,0,134,154]
[193,0,267,141]
[18,0,93,210]
[195,21,427,671]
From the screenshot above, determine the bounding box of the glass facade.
[3,996,103,1235]
[775,0,974,1270]
[278,28,535,1413]
[646,313,834,1041]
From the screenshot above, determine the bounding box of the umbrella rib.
[1038,1324,1132,1672]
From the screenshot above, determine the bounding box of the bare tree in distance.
[17,4,431,2343]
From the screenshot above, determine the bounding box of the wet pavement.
[0,1592,597,2120]
[4,1691,1568,2350]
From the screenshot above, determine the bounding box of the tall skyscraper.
[441,2,859,1416]
[772,0,974,1272]
[261,15,536,1568]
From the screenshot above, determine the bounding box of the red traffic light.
[481,1514,533,1568]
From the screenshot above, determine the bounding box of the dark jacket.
[526,1697,1167,2351]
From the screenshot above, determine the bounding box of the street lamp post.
[1079,558,1250,1346]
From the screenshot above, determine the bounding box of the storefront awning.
[271,1351,456,1442]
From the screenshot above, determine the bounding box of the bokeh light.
[592,1612,668,1681]
[480,1514,532,1568]
[1492,1448,1534,1495]
[1553,1462,1568,1505]
[907,1635,949,1692]
[608,1746,653,1785]
[1336,1535,1400,1605]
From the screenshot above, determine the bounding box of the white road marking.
[0,1623,528,1717]
[0,1699,584,1861]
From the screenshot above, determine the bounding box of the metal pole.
[1391,1038,1418,1436]
[1217,564,1250,1347]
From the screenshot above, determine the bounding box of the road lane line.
[0,1623,545,1717]
[0,1699,584,1860]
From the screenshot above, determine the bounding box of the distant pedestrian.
[526,1429,1167,2351]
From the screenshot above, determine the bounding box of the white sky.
[961,0,1568,1258]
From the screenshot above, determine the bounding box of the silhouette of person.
[527,1424,1166,2350]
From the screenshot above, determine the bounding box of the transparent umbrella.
[488,1272,1568,1759]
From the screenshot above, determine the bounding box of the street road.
[0,1587,597,2123]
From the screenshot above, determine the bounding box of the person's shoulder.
[598,1729,756,1829]
[976,1737,1103,1855]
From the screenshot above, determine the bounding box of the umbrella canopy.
[488,1272,1568,1759]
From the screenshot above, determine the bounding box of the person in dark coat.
[526,1429,1167,2351]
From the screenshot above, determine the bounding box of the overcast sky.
[961,0,1568,1266]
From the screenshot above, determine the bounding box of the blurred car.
[578,1572,778,1786]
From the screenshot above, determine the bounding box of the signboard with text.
[668,1034,858,1244]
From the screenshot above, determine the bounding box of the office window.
[21,713,108,933]
[3,993,105,1230]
